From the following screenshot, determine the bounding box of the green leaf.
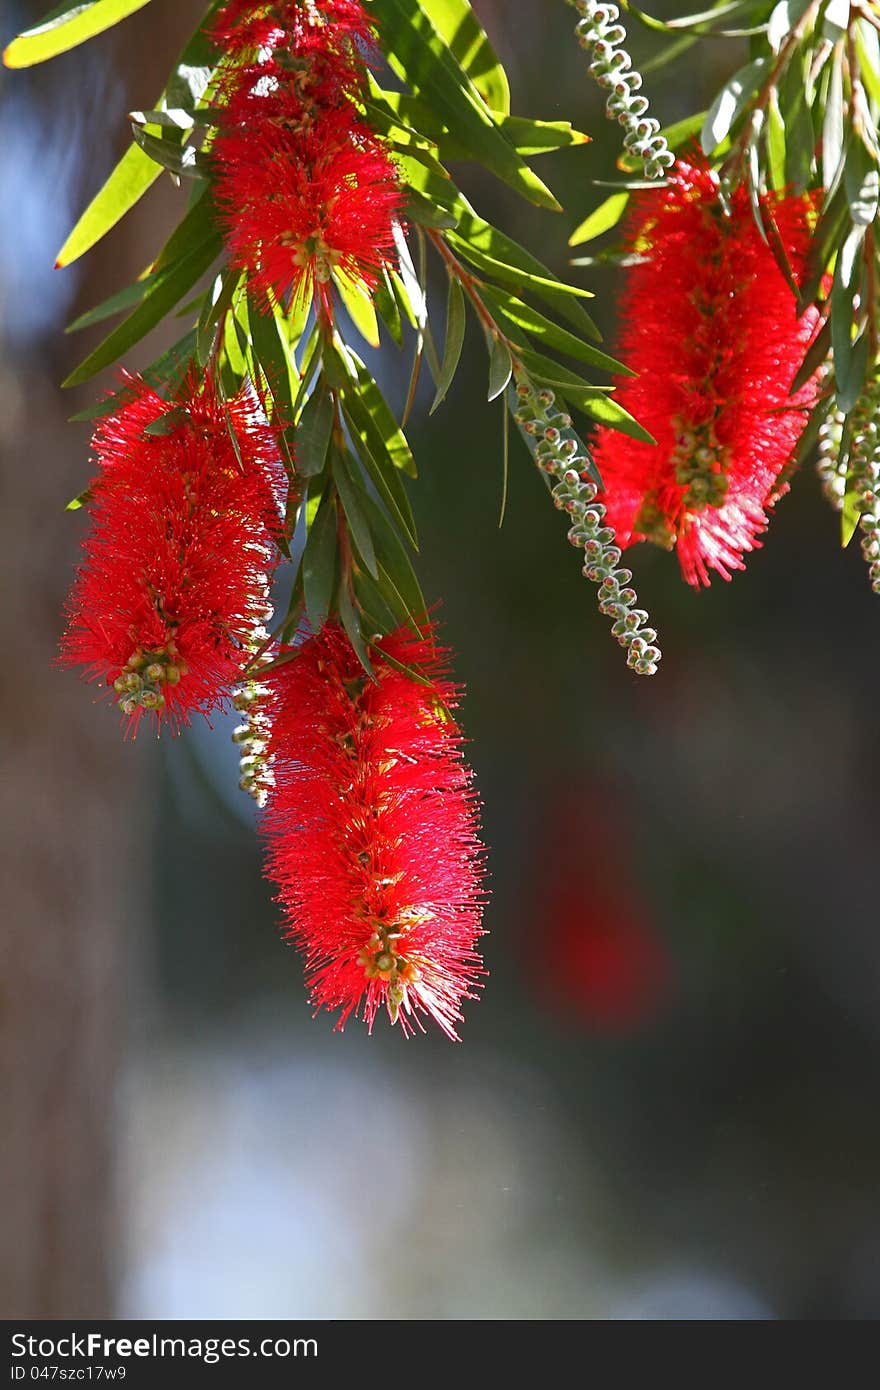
[578,394,656,445]
[142,405,188,437]
[374,269,404,347]
[823,0,849,43]
[247,288,295,418]
[333,270,381,347]
[778,50,815,192]
[3,0,151,67]
[56,144,161,268]
[303,495,338,629]
[297,386,335,478]
[499,395,509,528]
[480,285,631,375]
[447,228,600,339]
[498,116,590,157]
[768,0,812,52]
[837,332,870,415]
[822,48,846,191]
[515,347,614,413]
[337,578,374,675]
[65,268,164,334]
[430,276,466,413]
[353,567,398,634]
[626,0,757,32]
[831,226,864,394]
[856,20,880,108]
[62,228,221,387]
[130,124,205,179]
[341,397,418,550]
[333,451,378,578]
[368,86,588,158]
[197,267,239,366]
[371,0,560,211]
[766,89,787,191]
[569,192,630,248]
[53,11,217,264]
[128,106,199,130]
[347,357,418,479]
[403,187,461,230]
[800,185,848,307]
[69,328,198,421]
[358,491,427,630]
[790,317,831,396]
[417,0,510,115]
[487,336,512,401]
[701,57,768,154]
[845,137,880,228]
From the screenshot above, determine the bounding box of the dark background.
[3,0,880,1319]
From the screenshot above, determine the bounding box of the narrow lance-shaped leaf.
[303,495,339,629]
[348,356,418,479]
[333,271,381,348]
[430,276,466,413]
[341,398,418,549]
[371,0,561,211]
[332,451,379,579]
[62,227,222,387]
[417,0,511,115]
[479,285,632,376]
[487,336,512,401]
[54,6,219,264]
[3,0,151,68]
[701,57,768,154]
[569,193,630,248]
[297,386,335,478]
[337,576,374,676]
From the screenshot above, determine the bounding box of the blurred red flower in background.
[528,787,672,1033]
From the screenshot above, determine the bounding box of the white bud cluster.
[849,378,880,594]
[571,1,675,180]
[816,405,847,511]
[514,377,661,674]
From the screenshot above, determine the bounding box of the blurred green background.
[3,0,880,1320]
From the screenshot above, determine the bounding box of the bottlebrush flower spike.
[212,90,402,316]
[212,0,374,62]
[262,622,486,1039]
[591,158,822,587]
[61,372,286,733]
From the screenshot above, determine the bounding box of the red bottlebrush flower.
[212,0,374,62]
[262,622,486,1039]
[61,372,286,733]
[591,158,822,586]
[527,790,671,1034]
[213,98,402,315]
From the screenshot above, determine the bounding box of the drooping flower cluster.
[261,621,486,1039]
[514,376,661,674]
[848,374,880,594]
[570,0,674,180]
[816,402,846,512]
[211,0,402,317]
[591,159,822,586]
[61,373,285,732]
